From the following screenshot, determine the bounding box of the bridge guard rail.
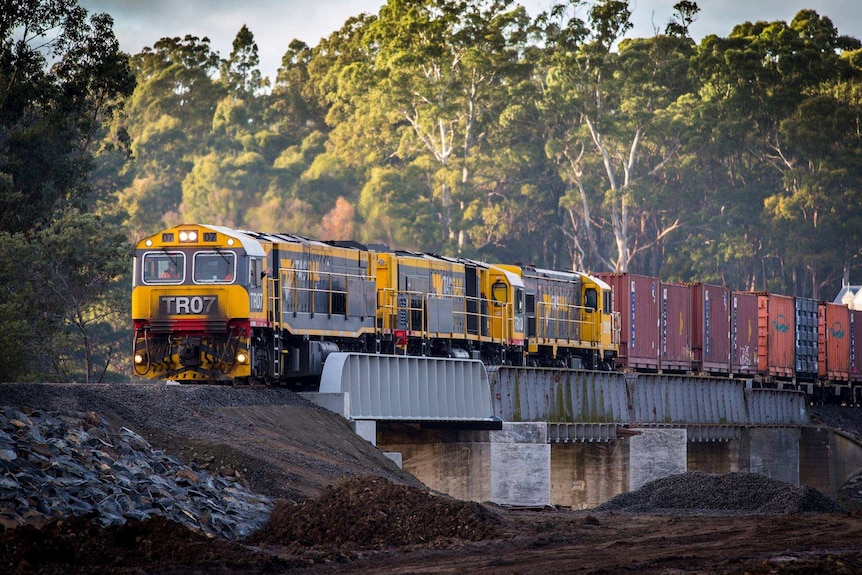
[319,353,494,421]
[488,368,811,429]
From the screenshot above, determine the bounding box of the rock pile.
[247,475,502,548]
[839,468,862,509]
[596,471,845,514]
[0,406,273,539]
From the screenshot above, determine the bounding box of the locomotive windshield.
[194,251,236,283]
[142,252,185,284]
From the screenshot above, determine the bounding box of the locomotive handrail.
[422,292,495,339]
[611,311,621,346]
[377,288,514,346]
[378,287,426,333]
[534,300,593,345]
[278,267,374,318]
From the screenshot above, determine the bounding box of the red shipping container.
[731,291,758,376]
[851,309,862,383]
[661,282,692,371]
[819,302,850,381]
[690,283,731,375]
[757,293,795,378]
[599,273,660,370]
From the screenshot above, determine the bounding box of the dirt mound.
[0,514,287,575]
[596,471,846,514]
[246,475,502,549]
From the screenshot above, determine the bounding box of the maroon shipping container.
[690,283,731,375]
[757,293,795,378]
[660,282,692,371]
[851,309,862,383]
[819,302,850,381]
[731,291,758,376]
[599,273,660,370]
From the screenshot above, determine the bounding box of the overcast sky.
[79,1,862,82]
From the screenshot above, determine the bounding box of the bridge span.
[305,353,862,508]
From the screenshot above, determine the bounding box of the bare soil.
[1,382,862,574]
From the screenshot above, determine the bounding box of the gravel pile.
[596,471,845,514]
[0,382,419,502]
[0,406,273,539]
[0,383,309,447]
[247,475,502,548]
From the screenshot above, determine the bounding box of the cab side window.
[249,258,261,288]
[585,288,598,311]
[515,288,525,314]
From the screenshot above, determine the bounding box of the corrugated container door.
[795,297,819,378]
[598,273,660,370]
[691,284,731,375]
[758,293,795,378]
[820,302,850,381]
[731,291,758,375]
[660,282,692,372]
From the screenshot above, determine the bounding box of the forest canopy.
[3,0,862,381]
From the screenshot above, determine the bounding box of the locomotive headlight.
[179,230,198,242]
[236,352,248,364]
[134,353,146,364]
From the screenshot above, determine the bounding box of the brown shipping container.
[731,291,758,376]
[851,309,862,383]
[757,293,795,378]
[819,302,850,381]
[661,282,692,371]
[690,283,731,375]
[599,273,660,370]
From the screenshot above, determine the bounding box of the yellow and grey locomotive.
[132,224,619,385]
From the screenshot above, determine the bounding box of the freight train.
[132,224,862,403]
[132,224,618,387]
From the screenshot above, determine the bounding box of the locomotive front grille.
[149,318,229,334]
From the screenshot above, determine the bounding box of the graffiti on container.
[772,313,790,333]
[829,322,845,339]
[738,345,752,369]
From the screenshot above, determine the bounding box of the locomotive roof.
[200,225,267,257]
[581,272,612,291]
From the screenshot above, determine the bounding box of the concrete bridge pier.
[373,423,811,509]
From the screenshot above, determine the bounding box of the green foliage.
[0,209,129,382]
[0,1,134,382]
[0,1,135,234]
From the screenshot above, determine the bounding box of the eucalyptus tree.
[212,25,270,151]
[689,9,861,295]
[757,12,862,297]
[118,35,223,236]
[540,0,695,273]
[354,0,533,253]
